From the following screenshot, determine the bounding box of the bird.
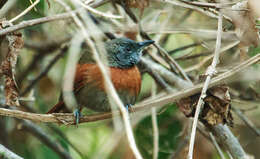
[47,38,154,123]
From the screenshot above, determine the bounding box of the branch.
[9,0,40,23]
[209,132,226,159]
[20,120,73,159]
[0,0,108,36]
[187,11,223,159]
[209,124,248,159]
[232,106,260,136]
[20,46,67,96]
[120,3,192,83]
[0,144,23,159]
[0,53,259,124]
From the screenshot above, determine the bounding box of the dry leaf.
[177,85,233,126]
[0,23,23,106]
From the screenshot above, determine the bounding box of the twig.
[0,11,73,36]
[61,1,142,158]
[151,81,159,159]
[168,42,201,55]
[0,144,23,159]
[175,52,211,61]
[158,0,232,22]
[74,0,123,19]
[120,3,192,84]
[184,40,240,72]
[9,0,40,23]
[141,58,192,89]
[0,0,17,18]
[209,124,248,159]
[231,106,260,136]
[18,37,70,83]
[187,11,223,159]
[20,46,67,96]
[1,53,259,124]
[0,0,108,36]
[209,132,226,159]
[20,120,73,159]
[141,61,173,92]
[179,0,244,10]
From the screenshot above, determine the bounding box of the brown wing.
[47,64,102,113]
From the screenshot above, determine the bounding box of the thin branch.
[20,120,73,159]
[168,42,201,55]
[0,11,73,36]
[18,37,70,83]
[158,0,232,22]
[141,58,192,89]
[231,106,260,136]
[0,0,17,18]
[179,0,244,10]
[209,132,226,159]
[0,0,108,36]
[0,144,23,159]
[1,53,259,124]
[187,11,223,159]
[74,0,123,19]
[60,1,142,158]
[9,0,40,23]
[120,3,192,84]
[20,46,67,96]
[151,81,159,159]
[209,124,248,159]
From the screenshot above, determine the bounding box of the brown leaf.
[177,85,233,126]
[0,27,23,106]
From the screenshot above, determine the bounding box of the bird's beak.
[138,40,154,49]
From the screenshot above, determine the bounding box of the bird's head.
[105,38,154,68]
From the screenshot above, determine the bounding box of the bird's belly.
[76,87,136,112]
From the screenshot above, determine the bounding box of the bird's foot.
[126,104,133,113]
[73,109,82,127]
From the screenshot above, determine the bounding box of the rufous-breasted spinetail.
[47,38,154,123]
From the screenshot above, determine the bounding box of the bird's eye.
[126,47,131,52]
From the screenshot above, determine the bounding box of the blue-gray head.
[105,38,154,68]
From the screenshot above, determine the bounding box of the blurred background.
[0,0,259,159]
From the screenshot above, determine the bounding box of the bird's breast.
[74,64,141,111]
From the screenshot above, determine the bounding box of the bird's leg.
[126,104,133,113]
[73,108,82,126]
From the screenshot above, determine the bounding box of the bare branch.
[187,11,223,159]
[0,53,259,124]
[232,106,260,136]
[9,0,40,23]
[0,0,108,36]
[209,124,248,159]
[20,120,73,159]
[0,144,23,159]
[209,132,226,159]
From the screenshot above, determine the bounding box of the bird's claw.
[73,109,82,127]
[126,104,133,112]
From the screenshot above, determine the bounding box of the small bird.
[47,38,154,123]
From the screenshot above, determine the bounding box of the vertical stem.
[187,11,223,159]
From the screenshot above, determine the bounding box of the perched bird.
[47,38,154,123]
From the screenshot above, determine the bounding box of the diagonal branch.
[0,53,259,124]
[187,11,223,159]
[0,144,23,159]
